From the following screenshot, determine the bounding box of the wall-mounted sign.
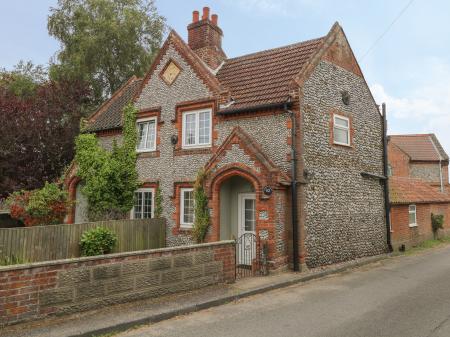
[263,185,273,196]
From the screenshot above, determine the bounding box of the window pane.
[244,199,255,232]
[409,212,416,224]
[198,111,210,144]
[145,120,156,150]
[143,192,153,218]
[334,127,349,144]
[183,190,194,224]
[134,192,142,219]
[335,117,349,127]
[137,123,148,150]
[184,114,196,145]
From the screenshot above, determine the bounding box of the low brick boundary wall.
[0,241,235,327]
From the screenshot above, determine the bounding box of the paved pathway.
[118,246,450,337]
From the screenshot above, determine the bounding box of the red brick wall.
[388,142,410,177]
[391,203,450,249]
[0,241,235,327]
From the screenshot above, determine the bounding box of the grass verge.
[404,236,450,255]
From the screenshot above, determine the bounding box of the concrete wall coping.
[0,240,235,272]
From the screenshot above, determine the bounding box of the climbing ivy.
[74,103,139,220]
[192,169,210,243]
[154,186,163,218]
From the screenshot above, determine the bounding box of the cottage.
[388,134,450,249]
[67,7,389,270]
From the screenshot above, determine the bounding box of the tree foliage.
[75,103,139,220]
[0,61,47,98]
[6,182,70,227]
[0,78,91,197]
[48,0,165,101]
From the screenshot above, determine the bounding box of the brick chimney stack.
[187,7,226,70]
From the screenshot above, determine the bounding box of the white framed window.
[409,204,417,227]
[136,117,157,152]
[131,188,155,219]
[333,114,350,146]
[182,108,212,148]
[180,188,195,228]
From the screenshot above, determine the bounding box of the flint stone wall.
[301,60,388,267]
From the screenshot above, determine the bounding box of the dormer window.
[182,108,212,148]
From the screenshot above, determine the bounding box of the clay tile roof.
[86,77,143,132]
[389,176,450,204]
[389,134,449,162]
[216,37,325,112]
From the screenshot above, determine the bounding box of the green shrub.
[80,227,118,256]
[431,213,444,234]
[6,182,70,226]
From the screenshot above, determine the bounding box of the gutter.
[217,102,289,116]
[382,103,393,252]
[429,135,444,193]
[284,103,300,272]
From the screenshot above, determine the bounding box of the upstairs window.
[137,117,157,152]
[180,188,195,228]
[182,109,212,148]
[409,204,417,227]
[132,188,154,219]
[333,114,350,146]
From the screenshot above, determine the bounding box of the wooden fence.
[0,218,166,263]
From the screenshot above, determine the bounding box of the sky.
[1,0,450,152]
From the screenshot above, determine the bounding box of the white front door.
[238,193,256,266]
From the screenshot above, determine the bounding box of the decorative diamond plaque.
[161,61,181,85]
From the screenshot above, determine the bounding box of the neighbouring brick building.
[66,7,389,269]
[388,134,450,249]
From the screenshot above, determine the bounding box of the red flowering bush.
[6,182,70,226]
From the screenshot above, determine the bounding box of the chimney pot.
[192,11,199,23]
[202,7,210,20]
[211,14,218,25]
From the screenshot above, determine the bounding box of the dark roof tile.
[216,37,325,112]
[86,77,143,132]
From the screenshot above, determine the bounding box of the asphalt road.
[118,245,450,337]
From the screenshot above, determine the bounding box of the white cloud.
[222,0,318,16]
[370,58,450,153]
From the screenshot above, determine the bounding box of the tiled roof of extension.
[389,176,450,204]
[389,134,449,162]
[216,37,325,112]
[86,77,143,132]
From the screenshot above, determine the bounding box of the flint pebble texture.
[134,45,290,245]
[302,60,388,268]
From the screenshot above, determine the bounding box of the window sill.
[333,141,352,148]
[137,151,160,159]
[409,224,418,228]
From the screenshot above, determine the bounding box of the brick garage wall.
[0,241,235,327]
[387,142,410,177]
[301,60,388,267]
[391,203,450,250]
